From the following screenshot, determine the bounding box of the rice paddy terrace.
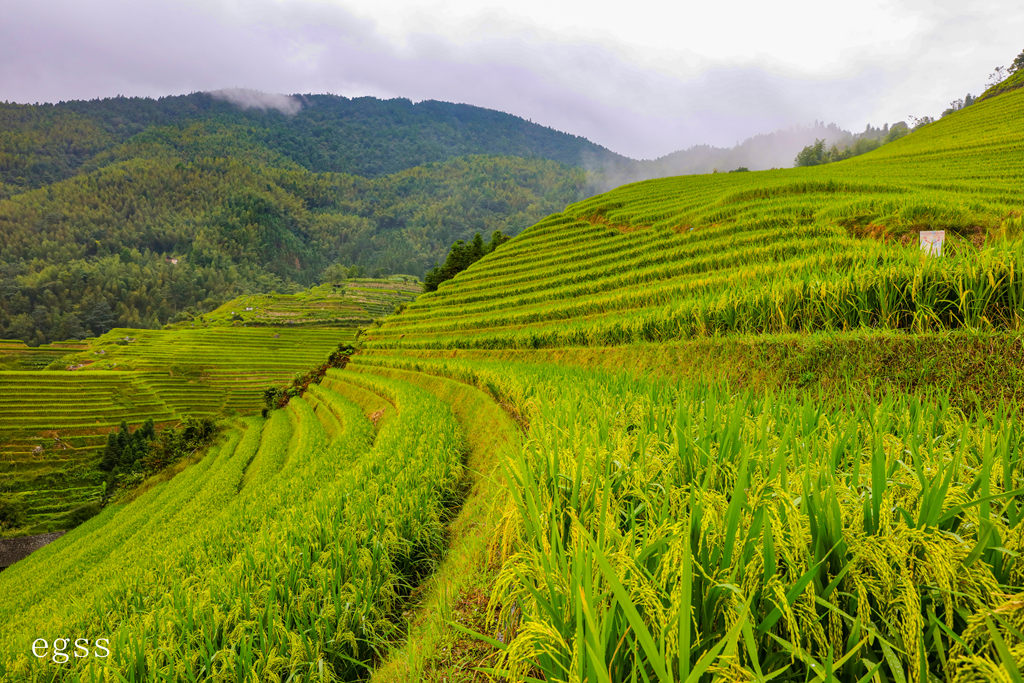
[367,88,1024,350]
[62,327,349,409]
[190,279,421,328]
[0,339,87,371]
[3,87,1024,681]
[0,279,417,535]
[355,85,1024,681]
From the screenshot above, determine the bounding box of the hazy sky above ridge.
[1,0,1021,159]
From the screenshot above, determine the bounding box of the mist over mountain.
[584,122,883,191]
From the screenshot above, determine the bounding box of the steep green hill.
[370,88,1024,350]
[979,69,1024,102]
[0,153,581,344]
[350,85,1024,681]
[0,92,616,344]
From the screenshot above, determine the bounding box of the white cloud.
[209,88,302,115]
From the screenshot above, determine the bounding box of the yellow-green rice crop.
[6,57,1024,683]
[352,353,1024,681]
[348,89,1024,678]
[0,370,465,681]
[2,280,414,536]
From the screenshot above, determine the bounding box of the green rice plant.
[0,366,468,681]
[354,354,1024,681]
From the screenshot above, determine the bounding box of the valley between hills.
[1,69,1024,681]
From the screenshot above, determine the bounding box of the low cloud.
[1,1,1021,158]
[209,88,302,115]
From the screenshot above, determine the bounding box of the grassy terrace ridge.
[0,365,466,681]
[0,340,88,371]
[0,371,178,532]
[4,89,1024,681]
[0,278,417,537]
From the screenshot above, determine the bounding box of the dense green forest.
[0,92,624,193]
[0,93,606,344]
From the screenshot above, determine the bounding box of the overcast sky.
[1,0,1021,159]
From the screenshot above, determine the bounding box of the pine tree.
[100,431,121,472]
[1010,49,1024,74]
[470,233,485,260]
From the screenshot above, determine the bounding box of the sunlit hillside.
[370,87,1024,349]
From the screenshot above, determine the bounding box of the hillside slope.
[0,92,612,344]
[0,153,581,344]
[370,87,1024,350]
[355,85,1024,681]
[0,280,417,537]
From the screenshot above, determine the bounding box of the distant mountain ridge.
[585,122,888,190]
[0,92,628,195]
[646,123,855,172]
[0,92,608,344]
[1,90,880,198]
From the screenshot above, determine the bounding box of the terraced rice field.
[0,372,178,528]
[348,86,1024,679]
[0,280,417,535]
[0,366,467,681]
[368,87,1024,350]
[4,346,1024,680]
[196,278,421,327]
[3,82,1024,681]
[345,350,1024,681]
[72,327,353,414]
[0,339,87,370]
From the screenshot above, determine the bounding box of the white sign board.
[920,230,945,256]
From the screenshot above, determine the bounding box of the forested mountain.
[0,92,624,195]
[0,92,605,344]
[0,153,580,344]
